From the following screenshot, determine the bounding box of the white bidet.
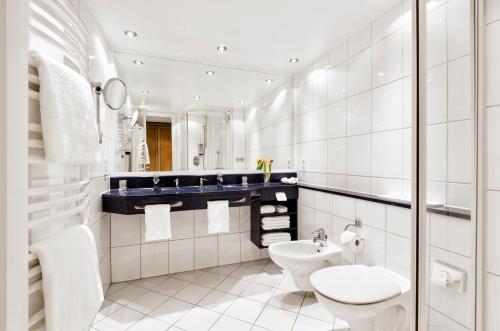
[268,240,343,291]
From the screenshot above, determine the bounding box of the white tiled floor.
[92,259,350,331]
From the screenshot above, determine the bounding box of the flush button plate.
[431,261,466,292]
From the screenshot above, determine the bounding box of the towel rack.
[134,201,183,210]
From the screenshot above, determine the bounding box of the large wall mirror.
[112,52,291,172]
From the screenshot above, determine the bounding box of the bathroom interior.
[2,0,500,330]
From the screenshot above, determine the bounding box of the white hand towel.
[207,200,229,234]
[33,52,100,164]
[260,205,276,214]
[30,225,104,331]
[145,204,172,241]
[275,205,288,213]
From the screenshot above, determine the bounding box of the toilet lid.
[310,265,401,304]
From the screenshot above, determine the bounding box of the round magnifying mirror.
[129,109,139,128]
[103,78,128,110]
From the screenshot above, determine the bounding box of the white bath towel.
[30,225,103,331]
[207,200,229,234]
[262,232,291,241]
[260,205,276,214]
[261,216,290,224]
[145,204,172,241]
[33,52,100,164]
[262,222,290,230]
[261,232,291,246]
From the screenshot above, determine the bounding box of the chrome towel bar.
[134,201,183,210]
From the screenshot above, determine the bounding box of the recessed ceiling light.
[289,58,299,63]
[240,100,246,104]
[141,90,150,94]
[133,60,144,66]
[265,79,274,84]
[124,30,138,38]
[194,95,201,101]
[217,44,228,53]
[206,70,215,76]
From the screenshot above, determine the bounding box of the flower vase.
[264,172,271,185]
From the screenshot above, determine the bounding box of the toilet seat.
[310,265,401,304]
[310,265,411,331]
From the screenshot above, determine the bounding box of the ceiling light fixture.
[194,95,201,101]
[206,70,215,76]
[240,100,246,104]
[141,90,150,94]
[217,44,228,53]
[289,58,299,63]
[133,60,144,66]
[265,79,274,84]
[124,30,138,38]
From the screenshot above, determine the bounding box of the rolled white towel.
[280,177,298,184]
[275,205,288,213]
[260,205,276,214]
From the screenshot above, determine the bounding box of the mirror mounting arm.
[91,82,103,144]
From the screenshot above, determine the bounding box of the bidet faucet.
[312,228,328,247]
[217,171,224,187]
[174,178,180,190]
[153,173,160,192]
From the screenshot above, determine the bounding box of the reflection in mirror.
[112,53,291,172]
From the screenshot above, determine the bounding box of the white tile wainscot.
[110,207,268,282]
[298,187,474,329]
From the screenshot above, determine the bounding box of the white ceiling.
[86,0,399,112]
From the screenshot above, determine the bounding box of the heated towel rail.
[27,0,91,330]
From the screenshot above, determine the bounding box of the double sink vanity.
[102,171,299,248]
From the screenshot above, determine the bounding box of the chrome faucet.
[311,228,328,247]
[174,178,180,190]
[153,173,160,192]
[217,171,224,187]
[199,177,208,189]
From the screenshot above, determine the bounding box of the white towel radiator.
[27,0,91,330]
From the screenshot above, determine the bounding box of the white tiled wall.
[245,80,294,170]
[298,188,412,279]
[485,0,500,329]
[298,187,474,329]
[110,207,267,282]
[294,1,413,199]
[426,0,473,209]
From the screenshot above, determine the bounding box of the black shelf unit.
[250,186,299,248]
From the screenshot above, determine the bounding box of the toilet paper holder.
[344,217,363,231]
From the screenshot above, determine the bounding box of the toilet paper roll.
[350,236,364,253]
[340,230,364,253]
[340,230,356,244]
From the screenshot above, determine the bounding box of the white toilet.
[268,240,343,291]
[310,265,411,331]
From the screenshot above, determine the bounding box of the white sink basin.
[269,240,343,291]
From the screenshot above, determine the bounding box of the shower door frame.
[413,0,483,329]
